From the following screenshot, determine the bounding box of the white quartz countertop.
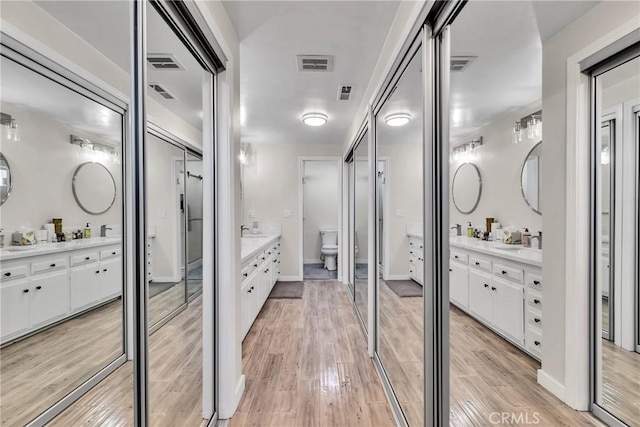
[241,234,281,264]
[0,237,122,261]
[407,234,542,267]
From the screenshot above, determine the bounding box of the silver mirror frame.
[0,152,13,206]
[72,161,116,215]
[520,141,542,215]
[452,162,482,214]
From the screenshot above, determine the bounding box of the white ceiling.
[34,1,204,129]
[222,0,401,145]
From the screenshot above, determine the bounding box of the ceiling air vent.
[450,56,477,72]
[297,55,334,72]
[148,83,175,100]
[338,85,353,101]
[147,53,186,71]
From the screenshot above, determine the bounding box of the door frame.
[298,156,343,281]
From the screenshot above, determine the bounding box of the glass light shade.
[302,112,328,127]
[385,113,411,127]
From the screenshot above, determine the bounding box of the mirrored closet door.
[354,132,370,328]
[592,52,640,427]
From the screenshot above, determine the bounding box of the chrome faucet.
[240,225,250,236]
[531,231,542,250]
[451,224,461,236]
[100,225,113,237]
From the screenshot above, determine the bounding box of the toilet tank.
[320,229,338,246]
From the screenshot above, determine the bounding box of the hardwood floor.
[48,296,206,426]
[230,280,395,427]
[601,339,640,426]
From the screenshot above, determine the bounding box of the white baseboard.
[303,259,323,264]
[385,274,411,281]
[278,275,301,282]
[537,369,566,402]
[150,276,180,283]
[355,258,367,264]
[220,375,245,419]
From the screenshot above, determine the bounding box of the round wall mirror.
[0,153,12,206]
[452,163,482,214]
[72,162,116,215]
[521,142,542,215]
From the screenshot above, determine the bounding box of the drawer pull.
[410,242,413,246]
[534,318,541,323]
[260,257,265,260]
[501,270,507,275]
[475,262,480,266]
[253,264,258,268]
[112,251,117,255]
[419,245,423,249]
[85,257,90,261]
[103,269,108,272]
[248,289,252,293]
[36,285,42,290]
[95,270,100,274]
[454,255,459,259]
[491,286,497,291]
[533,280,540,285]
[410,251,413,254]
[243,273,248,277]
[268,252,272,255]
[5,272,11,277]
[484,284,489,288]
[251,286,254,290]
[534,299,540,304]
[534,340,541,346]
[50,263,56,268]
[23,288,29,293]
[449,268,452,272]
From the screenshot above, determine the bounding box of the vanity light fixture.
[512,110,542,144]
[450,137,483,163]
[1,112,20,142]
[70,135,119,164]
[385,113,411,127]
[302,112,328,127]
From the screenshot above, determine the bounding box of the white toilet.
[320,229,339,271]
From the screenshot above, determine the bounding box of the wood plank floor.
[48,296,206,426]
[601,339,640,426]
[229,280,395,427]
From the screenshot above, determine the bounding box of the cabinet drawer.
[241,266,250,281]
[71,252,99,267]
[101,247,122,260]
[526,327,542,358]
[526,306,543,330]
[1,264,28,281]
[525,272,542,290]
[32,258,68,274]
[450,249,468,265]
[493,263,523,283]
[526,288,543,310]
[469,255,491,272]
[409,247,423,259]
[408,238,424,250]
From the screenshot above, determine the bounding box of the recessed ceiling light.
[302,112,328,127]
[385,113,411,127]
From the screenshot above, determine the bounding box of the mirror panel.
[521,141,542,214]
[354,132,369,328]
[0,153,12,205]
[186,152,203,299]
[452,163,482,214]
[73,162,117,214]
[375,46,424,426]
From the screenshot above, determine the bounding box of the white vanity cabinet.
[447,238,541,359]
[408,237,424,285]
[240,237,281,339]
[0,239,123,344]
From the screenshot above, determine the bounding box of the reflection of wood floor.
[601,339,640,426]
[229,280,395,427]
[0,300,123,426]
[374,279,603,426]
[49,296,206,426]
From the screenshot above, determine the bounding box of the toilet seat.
[321,244,338,250]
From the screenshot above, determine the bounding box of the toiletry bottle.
[522,228,531,248]
[466,222,473,238]
[84,223,91,239]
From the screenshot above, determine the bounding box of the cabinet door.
[99,258,123,299]
[30,271,69,327]
[240,280,251,338]
[70,263,101,312]
[468,269,492,322]
[1,280,31,339]
[449,262,469,309]
[493,277,524,344]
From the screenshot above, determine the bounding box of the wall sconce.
[450,137,483,163]
[512,110,542,144]
[1,112,20,142]
[70,135,120,164]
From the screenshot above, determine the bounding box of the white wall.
[449,103,543,233]
[0,103,122,232]
[302,160,340,264]
[541,0,640,406]
[242,143,342,279]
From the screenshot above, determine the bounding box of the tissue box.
[504,230,521,245]
[12,231,36,246]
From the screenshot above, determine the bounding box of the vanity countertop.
[407,234,542,267]
[241,234,281,263]
[0,236,122,262]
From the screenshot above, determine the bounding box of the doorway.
[300,157,341,280]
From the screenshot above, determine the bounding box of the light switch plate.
[284,210,292,218]
[248,210,256,218]
[396,209,405,217]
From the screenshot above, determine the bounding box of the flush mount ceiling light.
[302,112,328,127]
[385,113,411,127]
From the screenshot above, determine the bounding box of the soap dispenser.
[466,222,473,238]
[84,223,92,239]
[522,228,531,248]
